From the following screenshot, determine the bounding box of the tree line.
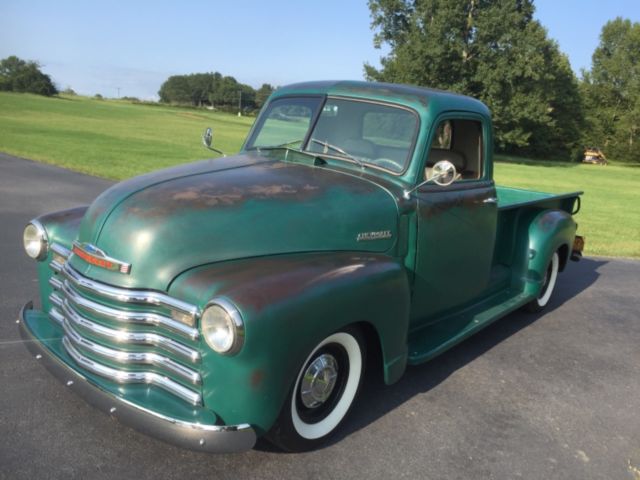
[158,72,274,111]
[366,0,639,163]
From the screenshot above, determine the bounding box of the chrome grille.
[47,244,202,405]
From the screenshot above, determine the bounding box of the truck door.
[410,117,498,324]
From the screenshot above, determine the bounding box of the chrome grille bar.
[62,263,199,326]
[51,243,71,258]
[55,302,200,363]
[62,279,198,341]
[49,276,63,290]
[62,317,201,385]
[62,337,202,405]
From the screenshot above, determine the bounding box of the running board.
[407,290,531,365]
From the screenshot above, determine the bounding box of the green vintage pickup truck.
[20,81,583,453]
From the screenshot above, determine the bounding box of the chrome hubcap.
[300,353,339,408]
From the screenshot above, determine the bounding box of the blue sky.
[1,0,638,100]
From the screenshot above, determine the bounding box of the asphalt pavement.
[1,152,639,480]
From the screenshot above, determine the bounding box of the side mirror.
[202,127,213,148]
[430,160,457,186]
[201,127,226,157]
[403,160,459,199]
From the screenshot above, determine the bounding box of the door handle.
[482,197,498,204]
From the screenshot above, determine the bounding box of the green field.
[1,92,638,258]
[0,92,253,179]
[494,157,639,258]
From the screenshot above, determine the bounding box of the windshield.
[245,96,419,174]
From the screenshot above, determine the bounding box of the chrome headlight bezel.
[23,220,49,261]
[201,298,244,355]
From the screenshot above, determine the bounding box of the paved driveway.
[1,152,639,479]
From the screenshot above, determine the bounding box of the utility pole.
[238,90,242,117]
[116,87,121,98]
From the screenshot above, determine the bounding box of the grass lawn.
[1,92,638,258]
[494,156,639,258]
[0,92,253,179]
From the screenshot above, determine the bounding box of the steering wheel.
[372,158,402,172]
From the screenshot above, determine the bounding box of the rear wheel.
[525,251,560,313]
[266,327,365,452]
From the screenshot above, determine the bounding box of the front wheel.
[525,251,560,313]
[266,328,365,452]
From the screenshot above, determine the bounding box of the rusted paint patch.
[118,160,377,220]
[537,210,568,232]
[418,186,491,220]
[78,154,272,239]
[38,206,88,227]
[250,369,265,388]
[178,253,401,314]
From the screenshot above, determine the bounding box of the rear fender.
[521,209,577,298]
[169,252,411,433]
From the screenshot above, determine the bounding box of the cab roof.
[271,80,490,118]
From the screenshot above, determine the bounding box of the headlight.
[201,299,244,355]
[23,220,49,260]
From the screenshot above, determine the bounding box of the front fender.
[169,252,411,434]
[32,206,88,311]
[36,206,88,248]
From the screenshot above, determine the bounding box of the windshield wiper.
[308,138,365,168]
[246,141,327,165]
[248,139,304,151]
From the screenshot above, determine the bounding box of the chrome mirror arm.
[203,144,227,157]
[403,176,439,199]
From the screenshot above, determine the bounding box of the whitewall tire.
[266,327,365,451]
[526,251,560,313]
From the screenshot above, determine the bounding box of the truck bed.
[496,186,582,211]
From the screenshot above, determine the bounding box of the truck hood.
[70,154,399,290]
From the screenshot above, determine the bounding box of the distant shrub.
[0,55,58,96]
[94,93,104,100]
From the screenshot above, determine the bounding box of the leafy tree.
[158,75,192,104]
[188,73,214,106]
[582,18,640,163]
[365,0,585,160]
[255,83,275,108]
[0,55,58,96]
[159,71,257,111]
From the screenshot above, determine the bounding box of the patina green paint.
[169,252,410,431]
[411,183,498,323]
[71,157,399,290]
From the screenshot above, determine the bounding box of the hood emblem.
[72,241,131,274]
[356,230,392,242]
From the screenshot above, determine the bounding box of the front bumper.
[18,301,256,453]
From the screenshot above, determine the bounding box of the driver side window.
[425,119,483,181]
